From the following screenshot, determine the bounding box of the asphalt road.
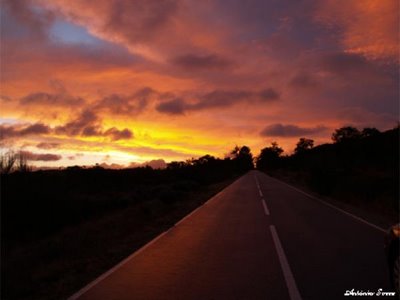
[70,170,391,300]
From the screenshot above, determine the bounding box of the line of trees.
[0,126,393,175]
[255,126,387,170]
[254,125,399,212]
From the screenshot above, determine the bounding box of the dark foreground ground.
[1,161,241,300]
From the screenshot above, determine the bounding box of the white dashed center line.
[261,198,270,215]
[270,225,303,300]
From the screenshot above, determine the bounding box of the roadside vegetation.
[256,126,399,222]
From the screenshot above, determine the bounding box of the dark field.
[1,157,247,300]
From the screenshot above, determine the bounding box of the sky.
[0,0,399,168]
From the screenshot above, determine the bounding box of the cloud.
[156,88,280,115]
[19,123,51,135]
[195,88,280,109]
[156,98,186,115]
[0,123,51,140]
[81,125,102,137]
[55,110,98,136]
[336,107,397,128]
[0,95,12,102]
[289,72,318,89]
[145,159,167,169]
[321,52,370,75]
[39,0,182,59]
[98,162,124,169]
[20,150,62,161]
[55,110,134,140]
[36,142,60,149]
[104,127,134,141]
[2,0,55,40]
[20,91,84,107]
[67,153,84,160]
[94,87,154,115]
[171,53,233,70]
[314,0,399,62]
[193,90,252,110]
[258,88,280,101]
[260,123,328,137]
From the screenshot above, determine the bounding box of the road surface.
[70,170,391,300]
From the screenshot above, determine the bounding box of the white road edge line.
[68,230,169,300]
[261,199,270,215]
[270,225,303,300]
[268,176,386,233]
[174,204,204,227]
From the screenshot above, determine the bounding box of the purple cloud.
[261,123,328,137]
[20,150,62,161]
[0,123,51,140]
[171,53,233,70]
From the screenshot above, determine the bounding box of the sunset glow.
[1,0,398,167]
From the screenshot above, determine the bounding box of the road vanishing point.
[70,170,389,300]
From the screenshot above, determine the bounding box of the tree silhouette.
[361,127,380,138]
[0,151,16,174]
[16,151,30,172]
[294,138,314,154]
[331,126,361,143]
[256,142,283,170]
[194,155,216,165]
[231,145,254,171]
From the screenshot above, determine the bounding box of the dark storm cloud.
[260,123,328,137]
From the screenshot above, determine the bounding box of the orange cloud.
[315,0,399,62]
